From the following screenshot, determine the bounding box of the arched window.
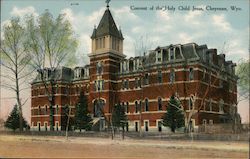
[145,99,149,112]
[158,97,162,111]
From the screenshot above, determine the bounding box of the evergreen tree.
[162,96,185,133]
[112,103,127,130]
[4,104,28,131]
[74,92,92,131]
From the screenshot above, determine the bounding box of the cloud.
[10,6,38,17]
[212,14,232,32]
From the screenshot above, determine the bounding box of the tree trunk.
[15,64,23,132]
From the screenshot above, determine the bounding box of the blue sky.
[1,0,249,65]
[1,0,249,122]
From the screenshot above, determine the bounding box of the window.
[45,122,47,131]
[209,99,212,111]
[38,106,41,115]
[126,102,129,113]
[189,98,193,110]
[56,122,59,131]
[122,80,125,89]
[209,120,213,125]
[219,79,223,88]
[126,122,129,132]
[101,80,104,90]
[158,70,162,84]
[94,81,97,91]
[103,37,105,48]
[139,101,142,112]
[38,123,41,131]
[138,78,141,88]
[170,69,175,83]
[219,99,224,113]
[158,121,162,132]
[96,61,103,75]
[55,105,59,114]
[135,101,138,113]
[144,73,149,85]
[135,122,138,132]
[55,85,59,94]
[170,48,174,60]
[45,105,48,115]
[135,78,138,88]
[125,79,129,89]
[202,68,206,81]
[145,121,149,132]
[157,50,162,62]
[95,80,104,91]
[158,97,162,111]
[189,68,194,80]
[202,119,207,125]
[145,99,149,112]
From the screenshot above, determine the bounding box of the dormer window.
[157,50,162,62]
[170,48,174,60]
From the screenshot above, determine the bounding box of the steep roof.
[91,8,123,39]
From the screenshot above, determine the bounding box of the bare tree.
[26,10,78,131]
[1,17,33,131]
[134,34,153,137]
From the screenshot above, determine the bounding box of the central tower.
[88,3,125,130]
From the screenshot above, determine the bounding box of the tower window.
[96,61,103,75]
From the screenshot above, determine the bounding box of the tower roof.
[91,8,123,39]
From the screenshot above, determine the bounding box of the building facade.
[30,5,238,132]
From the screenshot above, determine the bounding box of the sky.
[0,0,249,123]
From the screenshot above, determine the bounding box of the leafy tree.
[4,104,28,131]
[162,96,185,133]
[74,92,93,131]
[236,59,249,101]
[1,17,33,131]
[112,103,127,130]
[26,10,78,130]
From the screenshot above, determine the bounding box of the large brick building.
[30,5,238,132]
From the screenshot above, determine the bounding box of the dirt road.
[0,135,248,158]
